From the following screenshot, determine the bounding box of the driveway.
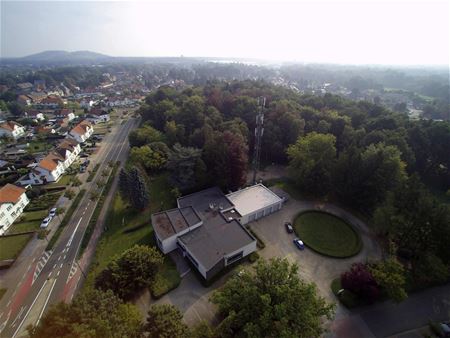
[249,197,382,301]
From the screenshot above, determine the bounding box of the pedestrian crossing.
[32,250,52,284]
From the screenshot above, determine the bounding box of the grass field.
[27,141,52,154]
[6,220,41,234]
[294,211,362,258]
[49,174,75,187]
[20,210,48,222]
[0,233,33,261]
[83,173,179,296]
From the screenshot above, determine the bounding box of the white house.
[87,109,110,124]
[56,139,81,169]
[0,184,29,235]
[20,152,65,185]
[0,121,26,139]
[55,109,75,121]
[24,110,45,121]
[69,120,93,143]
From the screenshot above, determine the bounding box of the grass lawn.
[49,174,75,187]
[20,210,48,222]
[294,211,362,258]
[331,278,361,308]
[27,141,52,154]
[83,173,179,296]
[6,220,41,234]
[0,233,33,261]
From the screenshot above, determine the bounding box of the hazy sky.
[1,0,449,65]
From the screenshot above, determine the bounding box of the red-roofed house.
[69,120,93,143]
[0,121,26,139]
[0,184,29,235]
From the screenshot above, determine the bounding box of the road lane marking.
[63,255,66,260]
[57,270,60,277]
[48,272,52,278]
[66,217,83,248]
[53,264,56,269]
[60,263,63,269]
[12,279,47,338]
[6,300,11,306]
[58,256,61,261]
[36,279,57,326]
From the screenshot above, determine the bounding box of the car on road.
[40,217,52,229]
[80,166,86,173]
[49,208,57,217]
[293,238,305,250]
[285,221,294,233]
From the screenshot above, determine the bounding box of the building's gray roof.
[177,187,234,215]
[151,206,201,240]
[179,218,255,270]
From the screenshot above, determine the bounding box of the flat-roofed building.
[151,184,282,280]
[226,183,283,224]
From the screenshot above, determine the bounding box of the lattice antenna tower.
[252,96,266,184]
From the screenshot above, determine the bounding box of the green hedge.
[247,227,266,249]
[46,189,86,251]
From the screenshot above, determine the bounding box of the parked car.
[49,208,57,217]
[80,153,88,158]
[293,238,305,250]
[40,217,52,229]
[84,159,90,165]
[285,221,293,233]
[80,166,86,173]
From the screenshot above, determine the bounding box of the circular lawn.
[293,211,362,258]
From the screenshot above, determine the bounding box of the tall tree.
[211,258,334,338]
[128,167,150,211]
[370,258,407,303]
[287,132,337,195]
[95,245,163,300]
[144,304,189,338]
[167,143,206,192]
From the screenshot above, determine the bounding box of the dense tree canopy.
[211,258,334,338]
[28,289,142,338]
[144,304,189,338]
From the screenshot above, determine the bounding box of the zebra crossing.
[32,250,52,284]
[67,263,77,281]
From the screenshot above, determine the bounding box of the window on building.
[7,205,12,211]
[226,251,243,265]
[0,212,5,219]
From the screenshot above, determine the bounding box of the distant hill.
[19,50,111,62]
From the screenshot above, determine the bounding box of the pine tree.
[118,168,130,199]
[129,167,150,211]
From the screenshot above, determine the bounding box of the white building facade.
[0,184,29,235]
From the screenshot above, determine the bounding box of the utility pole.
[252,97,265,184]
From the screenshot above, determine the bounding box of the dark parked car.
[285,221,294,233]
[293,238,305,250]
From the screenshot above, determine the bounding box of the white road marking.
[58,256,61,261]
[47,271,52,278]
[57,270,60,277]
[11,307,24,326]
[53,264,56,269]
[6,300,11,307]
[12,279,47,338]
[66,217,83,248]
[36,279,57,326]
[63,255,66,260]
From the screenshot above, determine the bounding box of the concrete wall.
[241,201,282,225]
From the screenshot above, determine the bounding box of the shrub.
[341,263,380,303]
[248,251,260,263]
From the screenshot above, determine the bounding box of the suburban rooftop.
[226,183,283,216]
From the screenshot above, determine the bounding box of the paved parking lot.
[249,198,382,300]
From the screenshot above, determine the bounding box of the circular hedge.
[293,211,362,258]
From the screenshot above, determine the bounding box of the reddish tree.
[341,263,380,302]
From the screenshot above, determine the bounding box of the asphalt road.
[0,117,137,338]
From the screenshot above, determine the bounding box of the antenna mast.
[252,97,265,184]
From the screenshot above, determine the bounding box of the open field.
[294,211,362,258]
[0,233,33,261]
